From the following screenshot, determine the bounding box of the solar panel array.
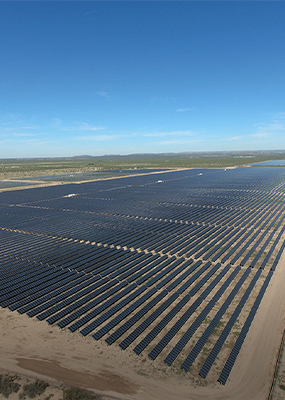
[0,166,285,385]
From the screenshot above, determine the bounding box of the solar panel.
[92,287,157,340]
[217,270,273,385]
[199,268,262,378]
[164,266,241,366]
[0,165,284,387]
[181,268,251,372]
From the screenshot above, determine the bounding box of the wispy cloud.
[0,117,40,133]
[51,118,62,127]
[226,133,269,142]
[176,108,194,112]
[82,8,103,17]
[255,123,285,132]
[61,122,105,132]
[20,125,39,130]
[251,133,267,138]
[158,139,201,145]
[0,126,37,138]
[254,112,285,134]
[76,134,116,142]
[226,136,243,141]
[12,133,34,137]
[96,91,111,101]
[150,95,177,102]
[0,136,50,145]
[143,130,195,138]
[273,112,285,120]
[0,132,34,139]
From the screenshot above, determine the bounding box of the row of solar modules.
[217,270,273,385]
[0,180,39,189]
[1,185,285,267]
[0,247,206,316]
[88,185,277,208]
[0,239,279,387]
[0,233,276,302]
[0,237,244,332]
[87,264,271,388]
[53,257,195,328]
[161,267,250,367]
[1,167,285,208]
[0,247,253,362]
[79,192,257,212]
[93,184,281,207]
[132,264,240,359]
[0,237,282,385]
[19,186,279,214]
[2,205,284,269]
[98,261,220,346]
[3,180,283,230]
[75,186,283,215]
[0,231,150,276]
[0,263,235,368]
[8,189,284,231]
[2,169,285,220]
[66,260,221,344]
[2,190,284,236]
[0,169,209,205]
[0,210,283,274]
[83,262,265,386]
[1,166,285,386]
[196,268,262,378]
[85,166,285,192]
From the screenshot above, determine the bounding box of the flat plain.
[0,156,285,400]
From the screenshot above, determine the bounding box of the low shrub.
[20,379,49,399]
[61,386,102,400]
[0,374,20,398]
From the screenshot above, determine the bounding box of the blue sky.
[1,1,285,158]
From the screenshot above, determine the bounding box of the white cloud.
[61,123,105,132]
[0,132,35,141]
[8,133,35,138]
[76,134,116,142]
[158,139,201,145]
[254,112,285,133]
[96,91,111,101]
[176,108,194,112]
[250,133,267,138]
[256,123,285,132]
[273,112,285,120]
[51,118,62,128]
[226,136,243,141]
[0,120,40,133]
[76,123,105,131]
[143,130,195,138]
[150,95,177,102]
[20,125,39,130]
[226,133,269,142]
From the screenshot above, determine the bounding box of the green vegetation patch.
[0,374,20,398]
[60,386,102,400]
[19,379,49,399]
[1,151,285,181]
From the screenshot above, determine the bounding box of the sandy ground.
[0,249,285,400]
[273,331,285,400]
